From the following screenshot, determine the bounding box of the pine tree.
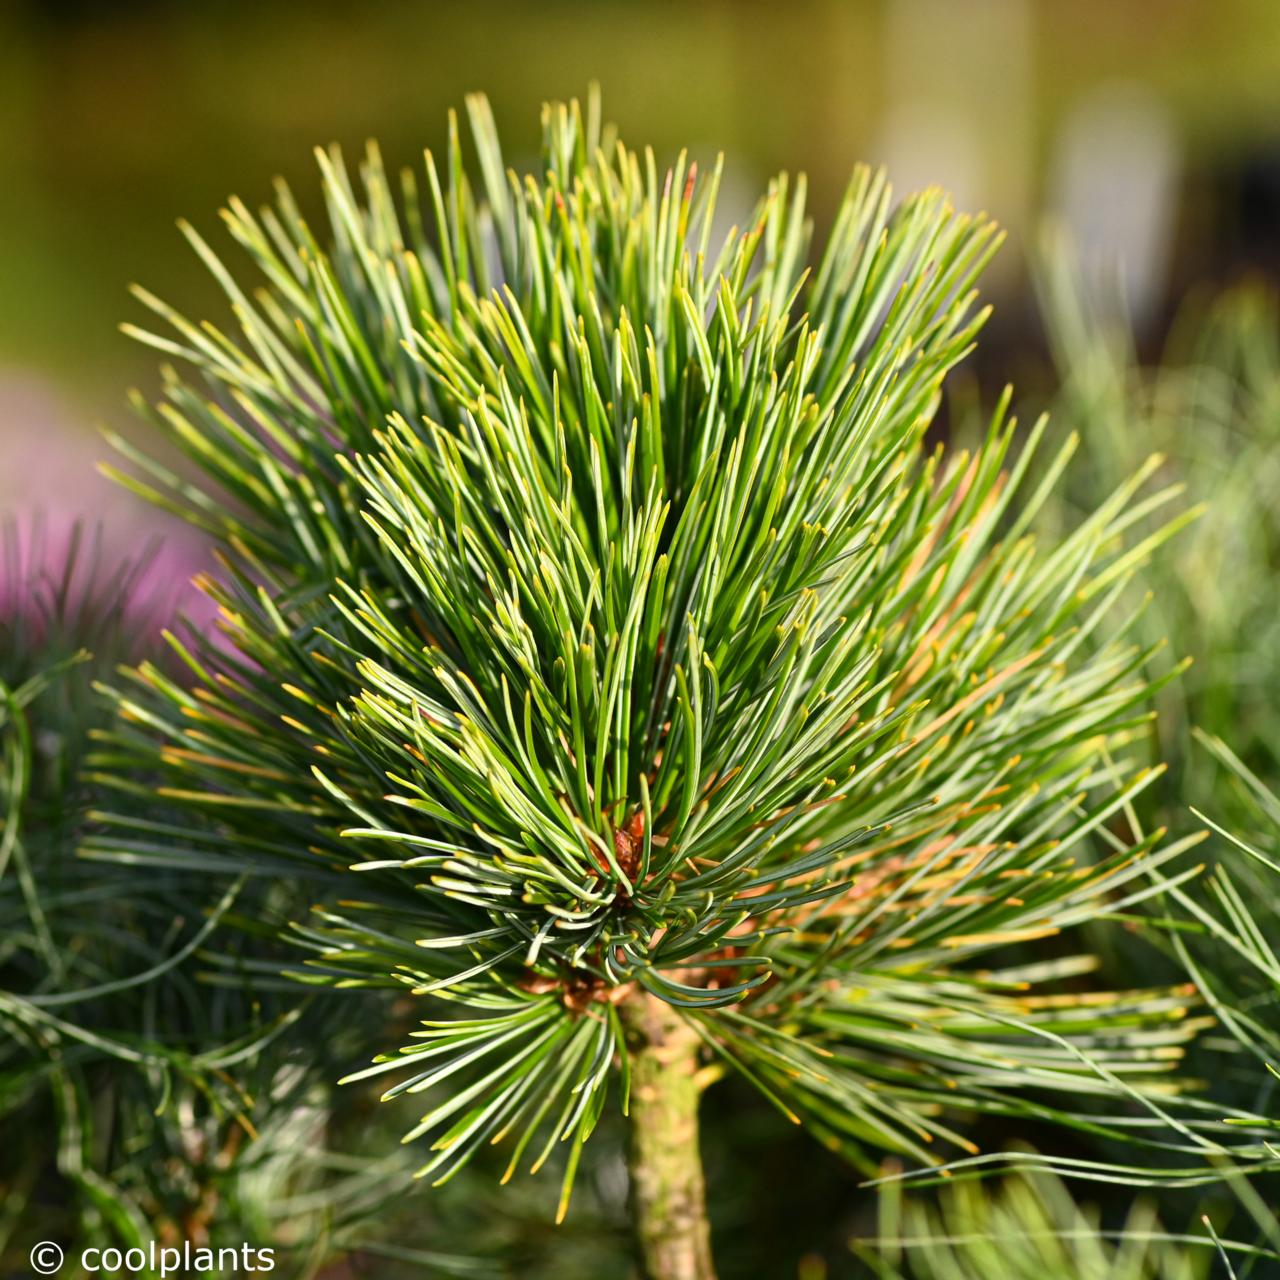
[88,91,1247,1278]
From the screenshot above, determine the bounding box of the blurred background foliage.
[4,2,1280,1277]
[4,0,1280,459]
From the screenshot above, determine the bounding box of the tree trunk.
[621,991,717,1280]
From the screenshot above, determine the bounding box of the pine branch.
[856,1161,1267,1279]
[0,526,471,1272]
[86,91,1239,1245]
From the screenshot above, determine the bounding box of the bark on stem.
[621,991,717,1280]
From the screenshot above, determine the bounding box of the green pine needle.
[85,89,1250,1211]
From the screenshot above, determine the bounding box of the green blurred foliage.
[4,0,1280,419]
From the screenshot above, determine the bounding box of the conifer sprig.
[1174,732,1280,1107]
[858,1164,1265,1279]
[0,529,458,1270]
[89,91,1234,1218]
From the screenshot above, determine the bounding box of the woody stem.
[620,990,717,1280]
